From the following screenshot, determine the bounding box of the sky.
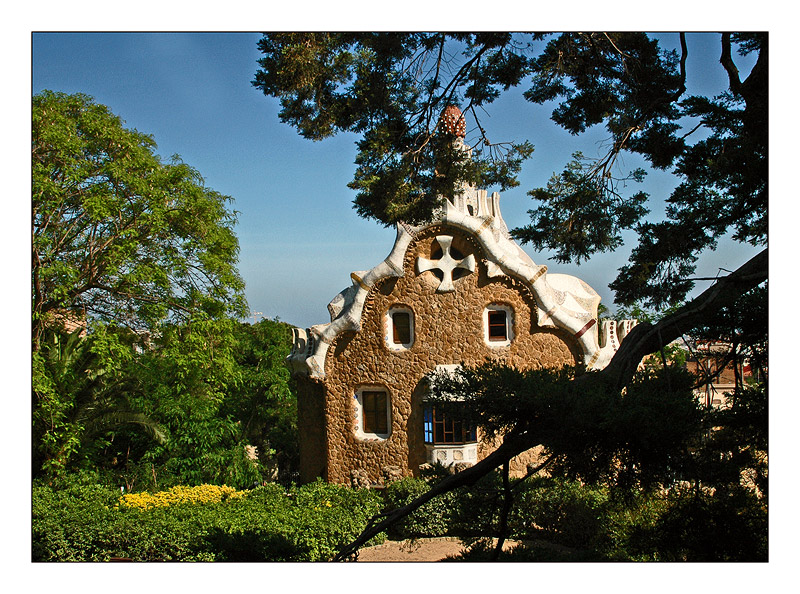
[30,31,764,330]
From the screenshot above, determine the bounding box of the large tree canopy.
[32,91,247,347]
[253,32,766,309]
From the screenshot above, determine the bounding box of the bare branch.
[603,33,631,60]
[671,32,688,101]
[720,33,743,97]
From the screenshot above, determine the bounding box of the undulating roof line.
[287,187,635,379]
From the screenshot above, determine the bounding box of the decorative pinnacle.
[440,105,466,138]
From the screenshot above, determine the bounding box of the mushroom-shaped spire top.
[440,105,466,138]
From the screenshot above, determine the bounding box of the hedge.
[32,479,383,562]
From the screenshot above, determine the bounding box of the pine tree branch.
[600,248,767,391]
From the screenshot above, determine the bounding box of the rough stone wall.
[318,224,581,485]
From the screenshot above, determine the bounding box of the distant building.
[682,339,764,407]
[42,308,87,337]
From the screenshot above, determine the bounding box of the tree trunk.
[491,460,512,561]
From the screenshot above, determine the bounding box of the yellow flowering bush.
[118,484,247,511]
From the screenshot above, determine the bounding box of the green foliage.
[383,469,513,541]
[526,32,766,307]
[66,317,296,490]
[512,152,649,263]
[442,475,764,561]
[253,33,535,226]
[32,90,246,346]
[32,326,165,477]
[223,319,299,484]
[414,358,766,561]
[502,476,662,560]
[420,361,765,560]
[428,362,703,494]
[547,366,702,492]
[427,363,579,442]
[131,317,241,485]
[690,382,768,499]
[510,477,610,550]
[32,479,125,562]
[626,487,767,561]
[32,314,299,492]
[254,33,766,308]
[32,478,383,562]
[382,472,716,561]
[383,476,458,538]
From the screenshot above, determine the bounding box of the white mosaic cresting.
[287,130,637,378]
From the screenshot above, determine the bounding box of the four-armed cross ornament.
[417,235,475,292]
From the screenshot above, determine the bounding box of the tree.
[253,33,534,224]
[127,316,257,488]
[99,316,298,490]
[253,32,768,559]
[32,325,165,477]
[253,32,766,308]
[32,91,247,349]
[223,319,299,485]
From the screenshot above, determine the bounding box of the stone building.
[682,339,764,408]
[287,108,635,486]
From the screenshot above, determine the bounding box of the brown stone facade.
[295,224,581,485]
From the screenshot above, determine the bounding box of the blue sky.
[32,32,761,329]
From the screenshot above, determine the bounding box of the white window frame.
[483,304,514,347]
[354,386,392,441]
[385,306,415,351]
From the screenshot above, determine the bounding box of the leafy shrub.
[510,477,610,549]
[625,487,767,561]
[32,479,122,562]
[383,468,508,540]
[447,471,508,537]
[384,477,455,538]
[33,478,383,561]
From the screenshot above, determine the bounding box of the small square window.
[386,307,414,350]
